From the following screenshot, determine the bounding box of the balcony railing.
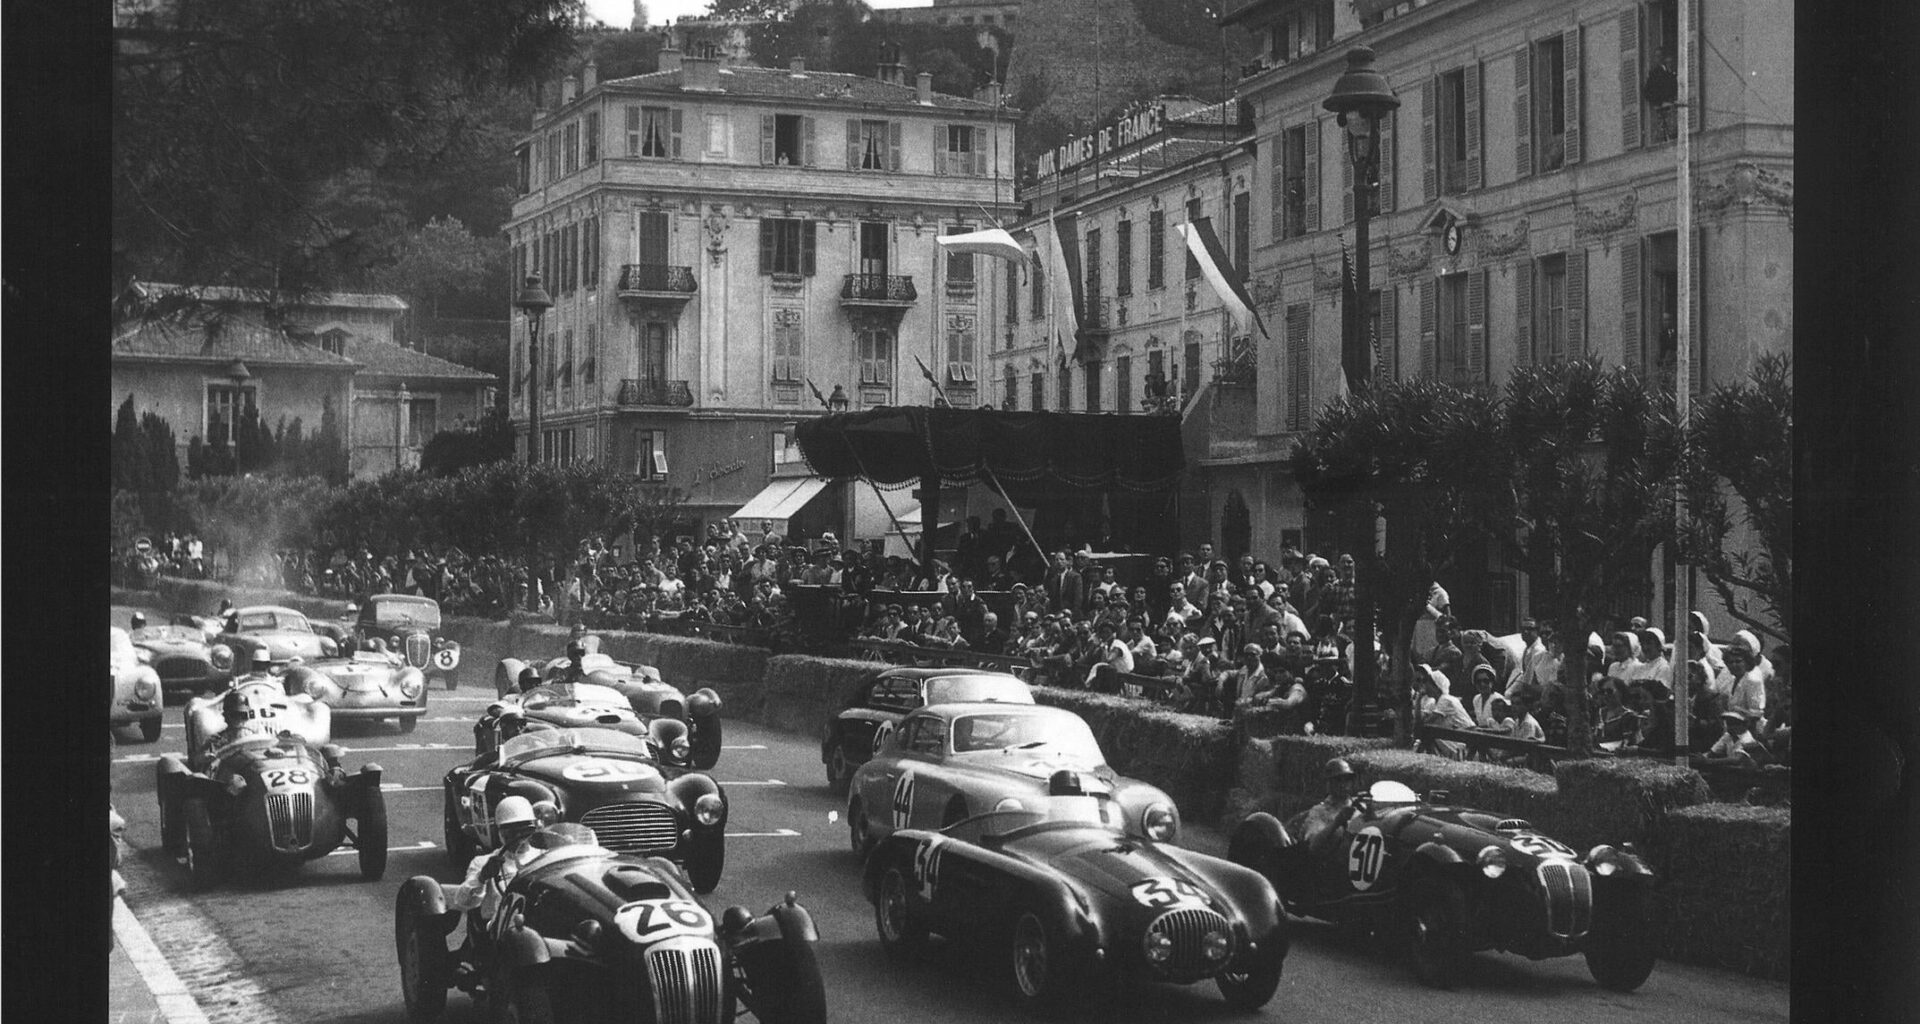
[618,263,698,300]
[840,273,917,305]
[1081,296,1113,331]
[617,378,694,407]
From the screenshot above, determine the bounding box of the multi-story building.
[1211,0,1791,627]
[872,0,1020,52]
[504,49,1020,534]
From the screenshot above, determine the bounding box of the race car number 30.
[614,899,712,943]
[1347,826,1387,890]
[1130,877,1208,909]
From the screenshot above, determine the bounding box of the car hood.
[1380,805,1584,864]
[309,658,403,689]
[950,749,1115,789]
[243,631,328,657]
[1006,827,1220,906]
[509,752,669,795]
[131,629,210,655]
[523,702,643,729]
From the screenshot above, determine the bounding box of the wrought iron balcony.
[840,273,917,307]
[618,264,698,304]
[1081,296,1113,332]
[617,378,694,407]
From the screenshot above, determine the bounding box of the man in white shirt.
[447,797,542,927]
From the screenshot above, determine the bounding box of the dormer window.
[320,328,349,356]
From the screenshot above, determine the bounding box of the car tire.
[1405,876,1469,989]
[489,966,554,1024]
[848,798,875,858]
[443,800,477,871]
[1214,943,1285,1011]
[395,887,450,1022]
[139,716,164,744]
[1227,812,1288,881]
[874,867,930,961]
[690,717,723,771]
[398,716,418,735]
[824,742,851,796]
[359,789,390,881]
[685,829,725,894]
[741,910,828,1024]
[156,768,186,857]
[182,798,225,891]
[1007,911,1065,1010]
[1585,887,1658,992]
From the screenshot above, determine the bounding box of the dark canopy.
[794,407,1185,501]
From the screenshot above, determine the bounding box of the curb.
[113,898,211,1024]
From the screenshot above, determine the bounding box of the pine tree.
[140,411,180,491]
[112,394,150,492]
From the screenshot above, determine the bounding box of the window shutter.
[669,108,684,158]
[1286,303,1311,430]
[1467,268,1487,383]
[1621,238,1642,372]
[973,131,988,176]
[1515,258,1535,366]
[1340,139,1354,224]
[934,126,948,174]
[888,121,903,171]
[627,106,642,156]
[1688,0,1703,134]
[1464,61,1483,191]
[1419,277,1437,378]
[802,117,816,166]
[1618,9,1642,150]
[1421,79,1438,201]
[759,220,775,274]
[1377,113,1396,213]
[845,119,860,168]
[801,220,817,277]
[1303,120,1321,233]
[1514,45,1533,178]
[1378,284,1398,382]
[1269,131,1286,240]
[761,114,776,164]
[1689,229,1705,393]
[1565,249,1587,356]
[1563,27,1583,165]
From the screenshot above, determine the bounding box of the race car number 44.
[615,899,713,943]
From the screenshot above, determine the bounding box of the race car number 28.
[262,768,314,790]
[614,899,712,943]
[1347,826,1387,890]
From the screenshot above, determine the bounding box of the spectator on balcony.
[954,516,987,582]
[980,553,1015,592]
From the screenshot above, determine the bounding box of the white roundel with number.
[890,771,917,829]
[261,767,317,793]
[561,759,658,783]
[614,899,713,944]
[912,834,947,898]
[432,647,460,671]
[1507,833,1576,860]
[1347,826,1388,891]
[1130,877,1209,909]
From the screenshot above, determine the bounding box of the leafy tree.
[419,404,517,476]
[1681,353,1791,643]
[586,27,665,80]
[705,0,793,21]
[1290,379,1511,744]
[371,216,497,322]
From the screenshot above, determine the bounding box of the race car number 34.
[614,899,712,943]
[1131,877,1208,909]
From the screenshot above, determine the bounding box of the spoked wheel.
[182,798,225,891]
[1008,911,1065,1010]
[358,789,390,881]
[875,868,930,961]
[395,889,450,1022]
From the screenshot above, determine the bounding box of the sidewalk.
[112,898,210,1024]
[110,937,167,1024]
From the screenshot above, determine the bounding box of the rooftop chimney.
[916,71,933,104]
[789,56,806,74]
[582,61,598,91]
[682,54,721,92]
[657,47,682,73]
[560,75,578,104]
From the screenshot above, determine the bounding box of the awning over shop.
[729,476,830,523]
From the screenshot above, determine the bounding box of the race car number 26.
[615,899,712,943]
[1347,826,1387,890]
[262,768,314,790]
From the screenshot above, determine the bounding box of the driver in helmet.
[130,612,148,632]
[553,638,593,686]
[1300,757,1359,857]
[446,796,544,923]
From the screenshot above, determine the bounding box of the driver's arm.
[444,850,494,912]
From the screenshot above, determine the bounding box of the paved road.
[110,603,1788,1024]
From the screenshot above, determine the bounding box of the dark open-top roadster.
[497,649,724,770]
[1229,779,1658,990]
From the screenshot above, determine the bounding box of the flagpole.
[1671,0,1695,766]
[805,378,915,548]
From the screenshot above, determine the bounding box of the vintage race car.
[847,702,1181,856]
[396,826,825,1024]
[472,680,683,761]
[443,726,729,892]
[822,667,1034,793]
[154,682,385,890]
[1229,779,1658,990]
[497,647,724,770]
[129,623,231,699]
[283,649,429,732]
[865,796,1288,1012]
[111,626,165,743]
[213,605,337,667]
[181,676,332,767]
[353,594,462,690]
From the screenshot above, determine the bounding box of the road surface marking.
[726,828,802,837]
[114,898,212,1024]
[325,841,437,857]
[379,784,443,792]
[723,744,767,750]
[718,779,787,787]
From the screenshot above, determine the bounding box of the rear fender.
[687,688,723,718]
[1412,841,1465,868]
[727,896,819,954]
[400,874,451,918]
[650,716,690,749]
[495,926,551,969]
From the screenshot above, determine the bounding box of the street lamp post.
[1324,46,1400,722]
[514,274,553,465]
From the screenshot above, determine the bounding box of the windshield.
[1368,780,1420,804]
[950,711,1103,760]
[951,797,1116,841]
[500,727,653,761]
[925,674,1035,706]
[522,683,630,709]
[131,625,202,644]
[367,598,440,629]
[110,628,138,668]
[237,610,311,633]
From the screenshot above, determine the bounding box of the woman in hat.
[1414,664,1476,759]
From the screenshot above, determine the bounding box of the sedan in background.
[822,667,1033,792]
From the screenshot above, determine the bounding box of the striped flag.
[1178,218,1268,341]
[935,227,1029,265]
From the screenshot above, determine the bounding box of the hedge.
[1225,734,1395,826]
[1647,804,1791,980]
[1344,749,1561,826]
[1548,757,1713,850]
[1033,686,1237,822]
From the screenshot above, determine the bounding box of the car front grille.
[405,634,431,669]
[580,803,680,855]
[266,792,314,850]
[155,656,210,681]
[645,941,724,1024]
[1538,860,1593,940]
[1145,907,1233,979]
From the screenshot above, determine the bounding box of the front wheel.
[1215,945,1285,1011]
[395,889,450,1022]
[824,742,851,796]
[874,867,930,961]
[182,798,225,891]
[684,830,725,894]
[443,800,476,871]
[1405,877,1469,988]
[847,798,874,858]
[690,717,723,771]
[139,716,164,744]
[740,922,827,1024]
[359,790,390,881]
[1007,911,1066,1010]
[397,715,418,735]
[1585,888,1658,992]
[489,966,554,1024]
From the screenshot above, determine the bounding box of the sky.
[586,0,924,30]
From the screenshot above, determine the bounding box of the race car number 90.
[614,899,712,943]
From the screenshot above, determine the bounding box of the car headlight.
[1588,844,1620,876]
[210,646,235,672]
[1144,931,1173,964]
[1143,803,1178,843]
[320,637,339,658]
[1201,930,1232,961]
[993,797,1024,813]
[134,678,158,702]
[693,793,724,826]
[398,672,424,700]
[671,737,692,761]
[1477,845,1508,879]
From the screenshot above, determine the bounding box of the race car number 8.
[1348,827,1386,890]
[263,769,313,789]
[615,899,711,943]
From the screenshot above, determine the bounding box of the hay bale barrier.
[1548,758,1713,850]
[1647,804,1790,980]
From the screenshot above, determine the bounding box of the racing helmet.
[565,639,589,663]
[518,667,543,693]
[494,796,538,840]
[1324,757,1356,781]
[250,648,273,673]
[1047,769,1086,797]
[131,612,147,630]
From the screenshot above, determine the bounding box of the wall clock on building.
[1442,221,1463,255]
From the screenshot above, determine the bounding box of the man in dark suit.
[1042,549,1083,616]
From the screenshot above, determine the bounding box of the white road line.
[325,841,437,857]
[723,744,768,750]
[718,779,787,787]
[379,784,443,792]
[726,828,802,838]
[113,898,212,1024]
